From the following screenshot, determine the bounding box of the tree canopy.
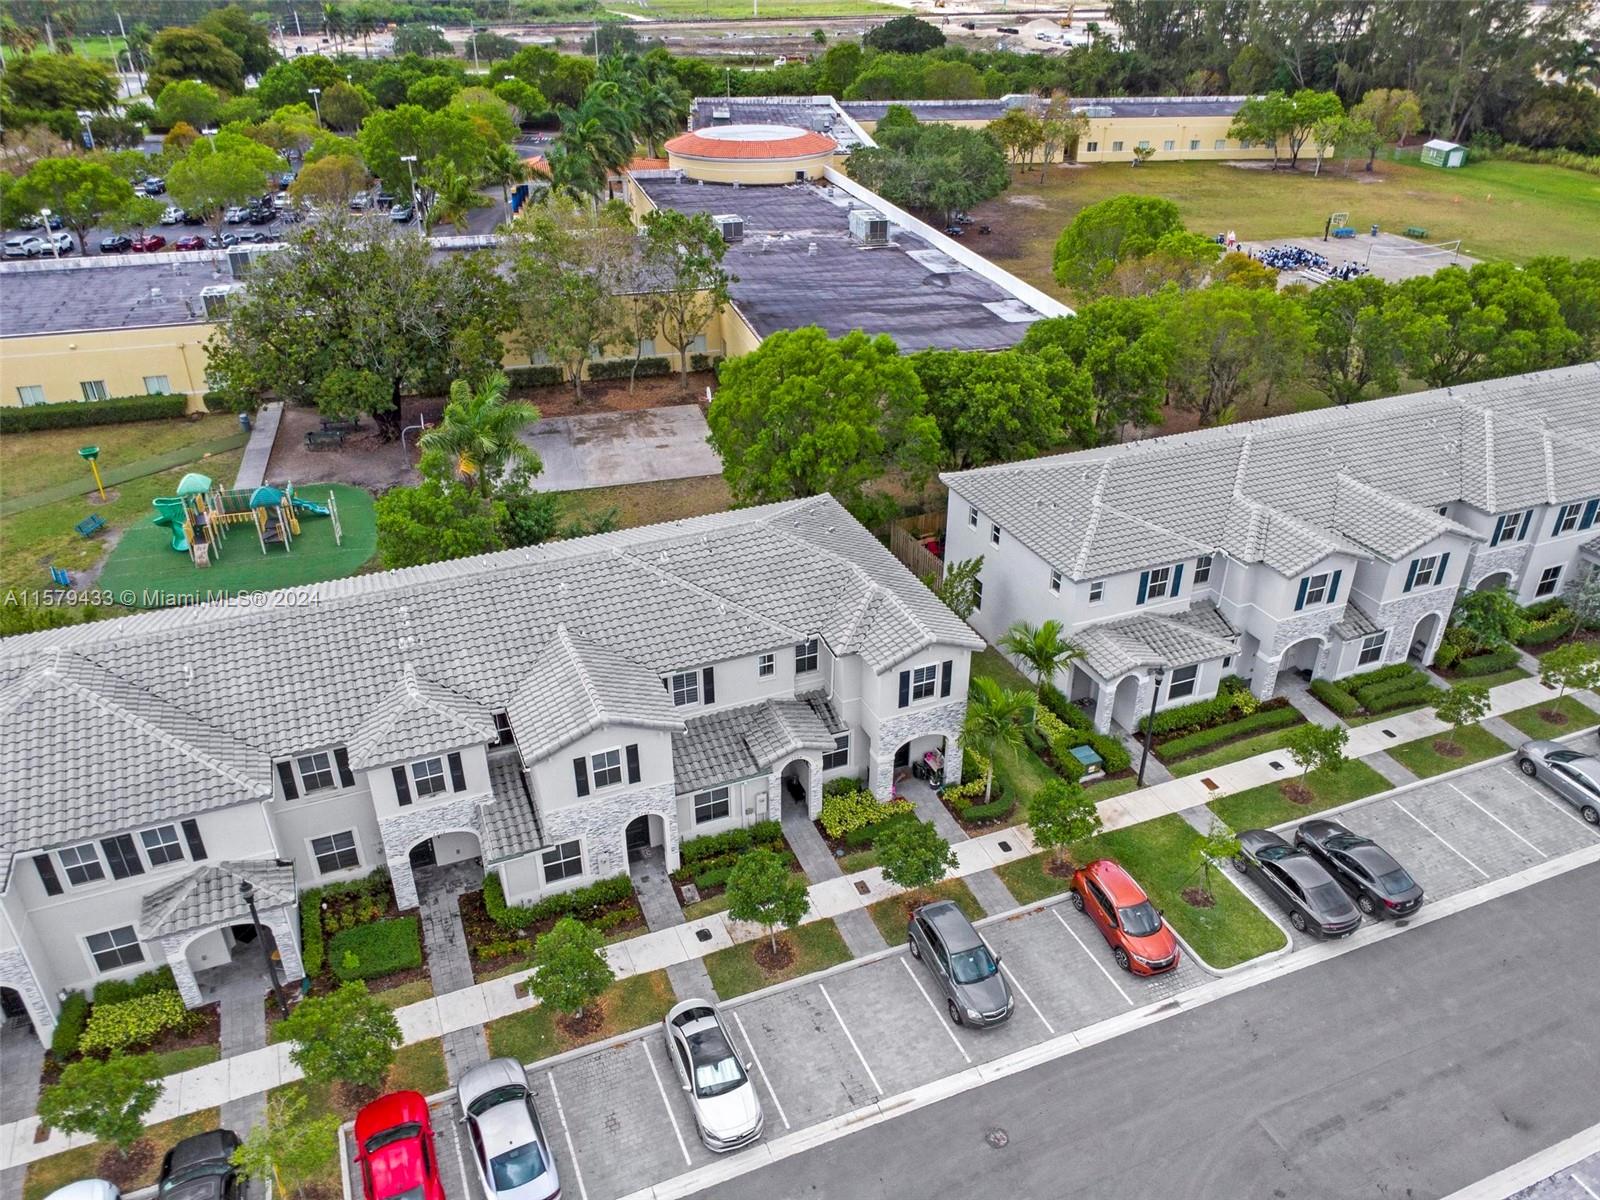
[910,348,1079,469]
[1021,300,1173,443]
[11,156,136,248]
[1052,195,1186,294]
[1162,284,1310,425]
[148,26,245,98]
[864,15,946,54]
[278,981,401,1090]
[849,112,1009,222]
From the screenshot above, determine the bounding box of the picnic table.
[305,429,345,451]
[1403,226,1429,239]
[320,417,360,434]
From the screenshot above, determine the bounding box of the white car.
[224,206,249,224]
[350,190,370,210]
[456,1059,561,1200]
[3,234,45,258]
[663,999,764,1152]
[44,231,74,254]
[160,206,184,225]
[42,1182,119,1200]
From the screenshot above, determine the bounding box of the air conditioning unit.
[711,107,732,124]
[226,247,274,278]
[848,208,890,245]
[712,214,744,243]
[200,284,242,318]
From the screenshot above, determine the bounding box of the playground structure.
[151,474,342,566]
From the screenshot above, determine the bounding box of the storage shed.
[1420,139,1467,169]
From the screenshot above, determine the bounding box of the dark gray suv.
[907,901,1013,1027]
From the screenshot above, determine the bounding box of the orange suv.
[1070,859,1180,975]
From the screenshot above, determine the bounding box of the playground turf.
[97,483,377,607]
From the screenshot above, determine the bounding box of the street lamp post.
[201,125,219,150]
[400,153,420,229]
[241,880,291,1019]
[1135,665,1166,786]
[39,209,60,259]
[77,109,95,150]
[307,87,323,127]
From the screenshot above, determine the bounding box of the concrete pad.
[479,977,529,1022]
[733,986,880,1127]
[620,927,692,975]
[175,1057,232,1111]
[1451,767,1596,858]
[821,955,968,1095]
[807,876,868,918]
[435,986,490,1034]
[524,405,722,492]
[984,907,1131,1031]
[227,1047,283,1099]
[674,917,733,958]
[395,999,442,1042]
[1347,796,1487,901]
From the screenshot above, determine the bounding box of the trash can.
[239,412,253,433]
[1370,223,1379,237]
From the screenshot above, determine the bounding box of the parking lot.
[348,757,1599,1200]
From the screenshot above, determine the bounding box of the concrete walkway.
[629,848,719,1002]
[0,1022,43,1200]
[897,777,1019,915]
[416,862,488,1078]
[523,405,721,491]
[780,798,887,956]
[234,402,282,490]
[4,673,1594,1175]
[1278,674,1349,730]
[1360,750,1419,788]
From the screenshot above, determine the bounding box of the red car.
[1070,859,1180,975]
[354,1091,444,1200]
[173,235,206,251]
[130,234,167,252]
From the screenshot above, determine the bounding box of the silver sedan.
[663,999,764,1152]
[1517,740,1600,825]
[455,1059,561,1200]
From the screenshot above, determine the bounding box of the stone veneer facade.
[541,780,681,880]
[769,753,824,819]
[380,791,488,910]
[1250,609,1341,700]
[1465,542,1532,590]
[0,946,55,1040]
[1367,589,1456,668]
[869,699,968,796]
[158,902,304,1008]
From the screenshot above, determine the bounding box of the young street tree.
[39,1054,162,1154]
[232,1091,344,1200]
[724,848,811,953]
[1027,778,1101,868]
[1434,683,1490,749]
[962,675,1033,804]
[999,619,1083,709]
[876,817,958,894]
[529,917,615,1023]
[640,208,734,391]
[1192,820,1240,902]
[1450,586,1524,651]
[279,981,402,1091]
[1539,642,1600,705]
[1283,722,1350,779]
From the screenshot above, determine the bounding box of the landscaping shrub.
[506,364,564,388]
[1366,684,1444,713]
[842,811,916,848]
[1157,706,1300,760]
[1521,598,1570,622]
[689,353,723,372]
[92,966,177,1006]
[300,891,326,976]
[482,871,633,932]
[79,990,193,1055]
[0,394,190,433]
[585,356,671,381]
[692,865,733,890]
[820,787,914,839]
[1082,731,1131,774]
[1453,646,1522,676]
[473,936,530,962]
[1310,679,1362,717]
[962,745,991,786]
[1350,668,1443,712]
[1039,683,1093,730]
[591,906,640,933]
[51,991,90,1059]
[940,778,988,807]
[958,796,1016,823]
[1517,612,1577,646]
[329,916,423,982]
[1138,692,1240,737]
[678,820,783,866]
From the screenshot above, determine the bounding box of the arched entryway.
[1409,612,1444,663]
[1110,673,1144,732]
[185,921,283,1003]
[1,985,33,1034]
[1475,572,1513,593]
[625,813,666,864]
[1279,636,1324,684]
[780,759,812,812]
[892,735,949,787]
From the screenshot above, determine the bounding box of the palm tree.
[481,141,528,204]
[636,82,684,158]
[999,619,1084,711]
[418,372,542,498]
[962,676,1034,803]
[549,110,614,202]
[423,162,486,232]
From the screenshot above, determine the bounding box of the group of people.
[1248,244,1370,280]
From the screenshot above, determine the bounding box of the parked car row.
[3,232,74,257]
[1236,821,1422,937]
[1519,740,1600,824]
[43,1128,239,1200]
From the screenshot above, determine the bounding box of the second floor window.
[1554,502,1589,534]
[1144,566,1171,601]
[911,664,938,701]
[1491,510,1530,546]
[1089,580,1104,603]
[795,638,819,673]
[592,747,623,789]
[670,670,700,706]
[60,843,105,886]
[1305,573,1331,605]
[758,653,774,677]
[141,825,184,866]
[990,523,1001,546]
[1411,555,1440,588]
[967,504,978,528]
[1194,555,1212,584]
[412,757,447,798]
[297,752,336,793]
[1049,569,1062,594]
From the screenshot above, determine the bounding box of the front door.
[410,839,437,869]
[626,815,652,861]
[894,743,911,768]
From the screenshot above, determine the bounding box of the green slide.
[291,496,329,517]
[151,497,190,553]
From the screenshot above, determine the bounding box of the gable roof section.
[347,663,496,769]
[943,365,1600,581]
[1072,603,1240,681]
[0,651,271,890]
[672,693,844,794]
[139,860,295,939]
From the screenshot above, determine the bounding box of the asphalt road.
[692,861,1600,1200]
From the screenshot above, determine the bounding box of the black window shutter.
[1437,552,1450,584]
[898,670,911,708]
[940,660,953,698]
[573,756,590,797]
[275,760,299,800]
[448,751,466,792]
[626,743,641,784]
[34,854,63,896]
[102,834,144,880]
[181,819,208,860]
[702,666,715,704]
[392,766,412,806]
[334,748,355,788]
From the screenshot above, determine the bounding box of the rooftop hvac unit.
[226,246,273,279]
[848,209,890,245]
[712,214,744,242]
[711,107,732,124]
[200,284,241,318]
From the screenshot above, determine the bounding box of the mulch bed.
[1043,856,1077,880]
[97,1140,158,1189]
[1280,780,1316,806]
[555,1007,605,1039]
[1181,887,1218,909]
[517,370,718,418]
[458,888,646,981]
[751,938,796,972]
[1430,739,1468,758]
[1535,707,1573,725]
[40,1002,222,1086]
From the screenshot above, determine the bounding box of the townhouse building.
[942,366,1600,733]
[0,496,981,1045]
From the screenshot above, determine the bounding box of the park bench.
[305,429,345,451]
[1403,226,1429,239]
[74,514,106,538]
[319,417,360,434]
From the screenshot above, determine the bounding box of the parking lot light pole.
[201,125,219,150]
[39,209,60,259]
[307,86,322,127]
[1135,665,1166,786]
[400,154,420,231]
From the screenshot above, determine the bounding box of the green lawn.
[1081,775,1140,803]
[485,970,676,1062]
[1207,759,1393,831]
[1499,694,1599,740]
[1,415,244,504]
[994,852,1076,905]
[24,1108,222,1200]
[838,847,881,873]
[1165,725,1308,777]
[971,645,1033,691]
[681,891,732,921]
[556,474,731,530]
[148,1043,222,1077]
[1386,723,1512,778]
[97,483,377,606]
[372,977,435,1010]
[866,876,985,945]
[1442,666,1531,689]
[976,157,1600,304]
[702,918,853,999]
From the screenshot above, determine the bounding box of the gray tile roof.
[139,860,296,938]
[0,651,271,892]
[481,755,543,864]
[945,365,1600,581]
[1332,599,1383,640]
[673,693,843,794]
[1582,535,1600,563]
[346,664,495,770]
[1072,603,1239,679]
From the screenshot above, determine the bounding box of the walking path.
[781,798,887,956]
[898,778,1020,915]
[3,673,1593,1175]
[233,402,282,491]
[629,847,718,1002]
[416,861,489,1078]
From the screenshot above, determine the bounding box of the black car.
[183,211,208,225]
[235,230,273,243]
[99,234,133,253]
[1235,829,1362,937]
[248,208,277,225]
[1294,820,1424,919]
[159,1129,241,1200]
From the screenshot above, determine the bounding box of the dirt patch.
[1536,708,1571,726]
[1044,856,1077,880]
[97,1140,158,1189]
[1181,887,1217,908]
[1431,739,1467,758]
[266,403,422,492]
[752,937,796,972]
[555,1007,605,1040]
[523,370,717,419]
[1006,194,1048,209]
[1281,780,1317,806]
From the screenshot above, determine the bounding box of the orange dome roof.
[665,124,837,161]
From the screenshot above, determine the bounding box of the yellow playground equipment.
[151,475,342,566]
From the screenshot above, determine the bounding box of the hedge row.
[299,869,392,976]
[1310,679,1362,718]
[92,965,176,1006]
[506,353,720,392]
[1518,612,1577,646]
[1158,706,1300,761]
[952,794,1015,825]
[0,393,194,433]
[1036,686,1132,773]
[587,356,671,381]
[678,820,783,867]
[506,364,565,388]
[1137,677,1253,737]
[1039,683,1093,731]
[79,990,193,1056]
[51,992,90,1059]
[483,870,633,933]
[329,915,423,982]
[691,851,800,892]
[1314,664,1442,717]
[1351,669,1441,711]
[1453,646,1522,676]
[1367,684,1444,713]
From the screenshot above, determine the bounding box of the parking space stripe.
[544,1071,590,1200]
[1502,765,1600,832]
[640,1040,693,1167]
[1050,908,1133,1006]
[731,1012,790,1130]
[446,1107,473,1200]
[818,983,883,1095]
[1575,1175,1600,1200]
[999,962,1055,1035]
[1392,798,1490,878]
[1448,782,1546,857]
[898,956,972,1065]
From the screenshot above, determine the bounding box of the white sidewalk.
[1,674,1588,1173]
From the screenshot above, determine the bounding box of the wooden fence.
[888,511,945,583]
